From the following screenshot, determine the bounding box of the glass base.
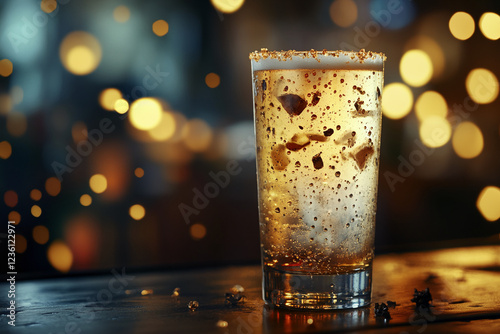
[263,266,372,310]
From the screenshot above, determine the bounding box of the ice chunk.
[352,145,374,170]
[271,144,290,170]
[277,94,307,116]
[286,133,310,151]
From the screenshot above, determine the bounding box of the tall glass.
[250,49,385,309]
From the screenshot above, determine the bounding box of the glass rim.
[249,48,385,71]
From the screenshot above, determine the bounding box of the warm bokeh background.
[1,0,500,276]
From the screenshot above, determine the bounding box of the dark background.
[1,0,499,277]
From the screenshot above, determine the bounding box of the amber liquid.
[253,68,383,276]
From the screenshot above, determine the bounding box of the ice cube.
[277,94,307,116]
[352,145,374,170]
[271,144,290,170]
[307,134,328,142]
[286,133,310,151]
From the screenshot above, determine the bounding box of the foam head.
[250,49,385,71]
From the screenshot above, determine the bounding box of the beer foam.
[250,49,385,71]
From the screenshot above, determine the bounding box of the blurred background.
[1,0,499,277]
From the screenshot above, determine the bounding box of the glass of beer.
[250,49,385,309]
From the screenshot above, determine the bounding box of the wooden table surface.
[2,245,500,333]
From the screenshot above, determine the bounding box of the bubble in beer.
[324,128,334,136]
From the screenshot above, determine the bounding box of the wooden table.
[2,245,500,333]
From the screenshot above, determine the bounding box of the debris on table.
[386,300,397,308]
[216,320,228,328]
[225,292,245,306]
[374,303,391,320]
[188,300,199,311]
[411,288,433,308]
[230,284,245,295]
[141,289,153,296]
[225,285,245,306]
[171,287,181,297]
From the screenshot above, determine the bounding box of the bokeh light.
[33,225,50,245]
[419,116,452,148]
[369,0,415,30]
[0,94,12,114]
[449,12,475,40]
[99,88,122,111]
[129,98,163,130]
[114,98,129,114]
[381,83,413,119]
[89,174,107,194]
[205,73,221,88]
[7,112,27,137]
[15,235,27,254]
[148,111,176,141]
[30,189,42,201]
[210,0,245,14]
[113,5,130,23]
[80,194,92,206]
[329,0,358,28]
[4,190,18,207]
[0,59,13,77]
[89,143,131,202]
[41,0,57,13]
[8,211,21,225]
[415,91,448,121]
[65,215,100,269]
[182,119,213,152]
[71,122,88,143]
[404,35,445,80]
[31,205,42,218]
[134,167,145,178]
[45,177,61,196]
[152,20,169,36]
[60,31,102,75]
[465,68,499,104]
[400,50,433,87]
[190,223,207,240]
[452,121,484,159]
[47,240,73,273]
[479,12,500,40]
[129,204,146,220]
[0,141,12,159]
[477,186,500,221]
[10,86,23,105]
